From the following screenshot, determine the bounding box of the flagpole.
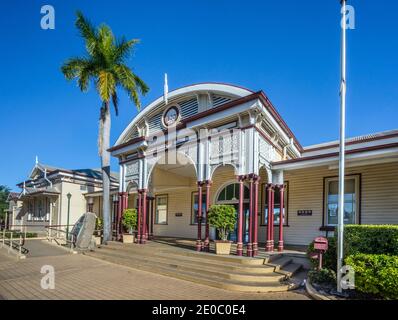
[337,0,347,294]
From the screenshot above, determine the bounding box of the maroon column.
[253,176,260,256]
[204,180,212,252]
[137,191,142,244]
[278,185,285,252]
[149,198,154,239]
[237,176,245,256]
[270,186,275,251]
[117,192,127,241]
[196,182,203,252]
[246,176,254,257]
[113,197,119,240]
[141,190,147,244]
[266,184,274,252]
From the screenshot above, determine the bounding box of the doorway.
[216,183,250,243]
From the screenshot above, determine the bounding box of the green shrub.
[207,205,236,241]
[307,237,337,271]
[345,253,398,299]
[95,217,103,230]
[308,268,337,286]
[344,225,398,256]
[122,208,137,234]
[5,231,37,238]
[307,225,398,271]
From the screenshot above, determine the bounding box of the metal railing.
[0,228,29,256]
[45,225,76,252]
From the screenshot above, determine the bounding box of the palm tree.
[61,12,149,243]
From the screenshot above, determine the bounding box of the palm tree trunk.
[101,103,112,243]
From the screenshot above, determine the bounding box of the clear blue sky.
[1,0,397,191]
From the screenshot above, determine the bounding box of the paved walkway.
[0,241,310,300]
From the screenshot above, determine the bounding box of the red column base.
[252,243,258,256]
[236,242,243,256]
[266,240,273,252]
[278,241,284,252]
[203,239,210,252]
[246,243,253,257]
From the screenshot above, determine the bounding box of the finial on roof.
[35,155,39,165]
[164,73,169,105]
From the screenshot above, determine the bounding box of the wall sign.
[297,210,312,216]
[175,212,183,217]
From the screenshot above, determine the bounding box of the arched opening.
[126,181,138,209]
[215,182,250,243]
[146,151,198,239]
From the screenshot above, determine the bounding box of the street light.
[66,193,72,239]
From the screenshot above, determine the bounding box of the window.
[155,195,168,224]
[191,192,207,224]
[217,183,249,202]
[261,182,289,226]
[324,175,360,226]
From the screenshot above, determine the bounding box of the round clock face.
[163,106,179,127]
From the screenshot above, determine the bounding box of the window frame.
[323,174,361,227]
[260,181,289,226]
[154,194,168,225]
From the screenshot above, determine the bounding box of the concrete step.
[92,246,278,276]
[276,262,302,278]
[85,251,294,293]
[102,241,269,266]
[89,250,286,282]
[265,256,293,271]
[97,242,297,277]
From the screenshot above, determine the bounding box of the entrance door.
[228,204,250,243]
[216,183,250,243]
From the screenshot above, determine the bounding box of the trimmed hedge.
[208,205,236,241]
[343,225,398,256]
[122,208,137,233]
[307,225,398,269]
[345,253,398,299]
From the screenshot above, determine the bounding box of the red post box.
[314,237,328,251]
[313,237,328,269]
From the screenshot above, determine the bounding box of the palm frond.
[132,73,149,95]
[97,71,115,102]
[61,57,88,80]
[75,11,98,55]
[114,38,140,63]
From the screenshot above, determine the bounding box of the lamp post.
[337,0,347,294]
[112,194,119,239]
[66,193,72,239]
[87,197,94,213]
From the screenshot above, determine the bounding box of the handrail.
[0,229,29,255]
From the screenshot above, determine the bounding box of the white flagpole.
[337,0,347,294]
[164,73,169,105]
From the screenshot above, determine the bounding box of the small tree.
[207,205,236,241]
[95,217,103,236]
[122,209,137,234]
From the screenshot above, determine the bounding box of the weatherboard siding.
[282,162,398,245]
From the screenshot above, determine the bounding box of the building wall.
[282,161,398,245]
[151,164,244,239]
[146,161,398,247]
[152,166,198,238]
[59,181,88,226]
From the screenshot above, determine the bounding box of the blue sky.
[1,0,397,191]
